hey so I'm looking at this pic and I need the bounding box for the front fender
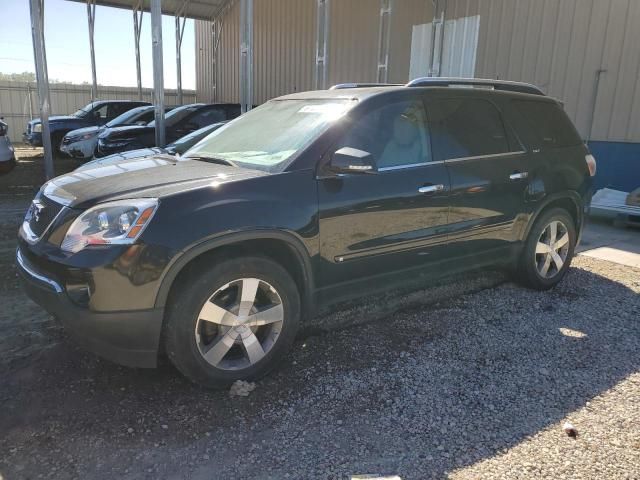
[153,229,316,314]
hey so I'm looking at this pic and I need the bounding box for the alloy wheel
[534,220,570,279]
[194,278,284,371]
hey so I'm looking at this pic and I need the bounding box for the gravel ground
[1,150,639,479]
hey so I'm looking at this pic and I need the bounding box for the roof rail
[329,83,402,90]
[406,77,545,96]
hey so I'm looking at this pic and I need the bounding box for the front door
[317,95,451,291]
[426,96,529,254]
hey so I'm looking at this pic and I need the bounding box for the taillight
[585,154,597,177]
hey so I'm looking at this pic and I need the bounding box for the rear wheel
[517,208,576,290]
[164,256,300,388]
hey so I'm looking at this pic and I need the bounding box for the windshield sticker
[298,103,349,115]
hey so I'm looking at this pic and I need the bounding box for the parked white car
[0,118,16,174]
[60,105,158,160]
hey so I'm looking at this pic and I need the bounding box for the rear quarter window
[512,100,582,148]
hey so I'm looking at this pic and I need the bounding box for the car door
[426,95,529,255]
[317,94,451,290]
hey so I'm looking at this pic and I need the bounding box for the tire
[164,256,301,388]
[517,208,576,290]
[50,132,64,155]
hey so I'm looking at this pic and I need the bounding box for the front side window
[185,99,356,172]
[428,98,509,160]
[92,104,109,121]
[334,99,432,169]
[149,105,202,128]
[105,106,150,127]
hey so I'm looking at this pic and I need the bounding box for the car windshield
[73,103,95,118]
[183,99,356,172]
[148,104,203,128]
[105,106,150,128]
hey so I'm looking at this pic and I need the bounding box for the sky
[0,0,195,89]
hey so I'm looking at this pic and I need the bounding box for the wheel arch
[522,192,584,242]
[155,230,316,318]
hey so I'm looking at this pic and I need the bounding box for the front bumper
[23,132,43,147]
[60,138,96,160]
[16,248,164,368]
[95,140,133,158]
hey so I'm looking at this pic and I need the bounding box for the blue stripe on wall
[587,141,640,192]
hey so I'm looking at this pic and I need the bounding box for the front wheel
[517,208,576,290]
[164,256,301,388]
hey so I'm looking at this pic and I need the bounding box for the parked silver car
[60,105,160,160]
[0,118,16,174]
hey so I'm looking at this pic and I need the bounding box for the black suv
[17,79,595,388]
[24,100,150,151]
[95,103,241,157]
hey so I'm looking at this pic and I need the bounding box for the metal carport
[29,0,396,180]
[28,0,239,179]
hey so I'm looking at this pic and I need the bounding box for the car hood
[100,124,152,139]
[75,147,166,171]
[65,126,101,138]
[42,155,267,208]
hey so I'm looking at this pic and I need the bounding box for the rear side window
[512,100,581,148]
[428,98,509,160]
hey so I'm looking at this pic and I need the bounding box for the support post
[376,0,392,83]
[133,1,144,100]
[314,0,330,89]
[175,2,189,105]
[86,0,98,99]
[429,0,446,77]
[29,0,54,179]
[150,0,165,147]
[239,0,253,113]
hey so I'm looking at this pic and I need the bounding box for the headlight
[68,132,97,143]
[33,124,42,133]
[61,199,158,253]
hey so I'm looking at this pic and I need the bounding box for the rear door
[317,93,451,289]
[426,96,529,254]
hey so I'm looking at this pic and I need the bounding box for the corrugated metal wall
[449,0,640,143]
[195,0,432,104]
[195,0,639,143]
[0,81,196,143]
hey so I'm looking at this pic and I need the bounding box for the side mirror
[330,147,376,174]
[136,120,147,125]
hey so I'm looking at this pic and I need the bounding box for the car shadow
[0,263,638,479]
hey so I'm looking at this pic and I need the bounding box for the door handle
[509,172,529,181]
[418,184,444,194]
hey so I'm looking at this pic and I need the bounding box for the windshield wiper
[183,155,236,167]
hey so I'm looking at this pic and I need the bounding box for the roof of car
[275,84,556,104]
[275,87,406,102]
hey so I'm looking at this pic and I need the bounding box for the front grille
[26,195,63,237]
